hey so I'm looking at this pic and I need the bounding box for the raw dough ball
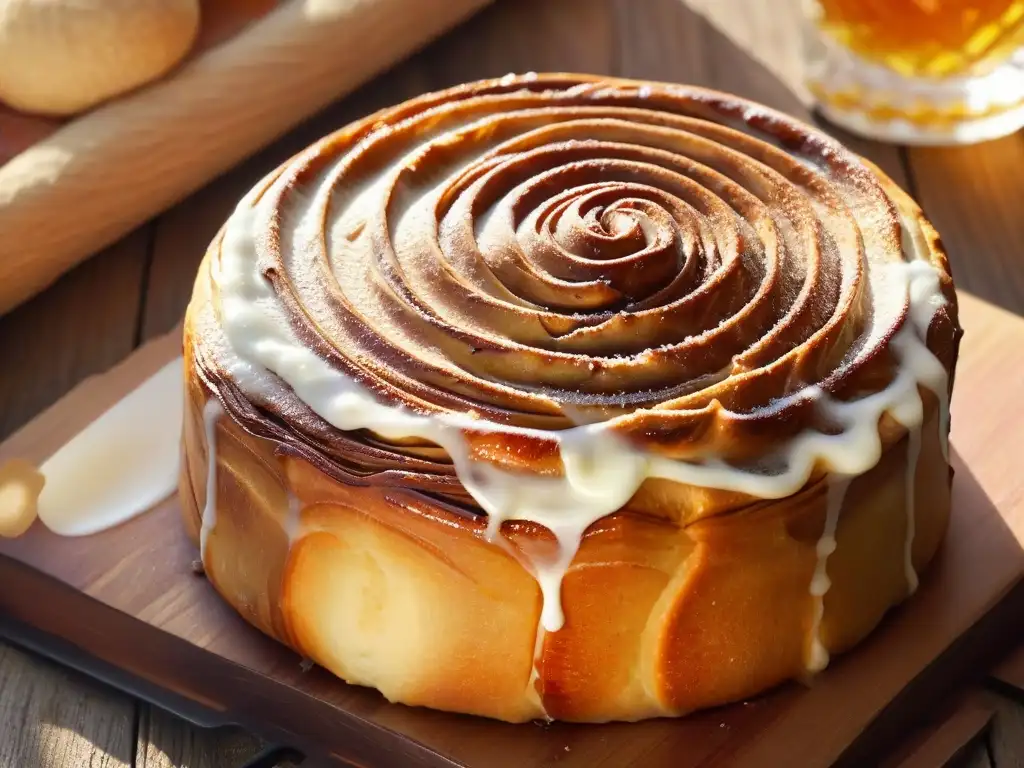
[0,0,201,116]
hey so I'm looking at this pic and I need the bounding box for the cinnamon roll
[180,74,961,723]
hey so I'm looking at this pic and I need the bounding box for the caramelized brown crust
[187,74,959,505]
[181,74,960,723]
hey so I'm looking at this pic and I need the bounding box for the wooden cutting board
[0,292,1021,768]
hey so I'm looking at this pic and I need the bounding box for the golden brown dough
[180,74,961,723]
[0,0,199,116]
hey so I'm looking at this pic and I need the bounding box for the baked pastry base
[180,321,950,724]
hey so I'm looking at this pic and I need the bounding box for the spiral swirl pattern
[191,73,959,499]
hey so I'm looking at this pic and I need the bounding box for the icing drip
[886,260,946,598]
[200,399,223,564]
[902,260,952,462]
[807,475,851,673]
[526,595,551,721]
[904,425,922,595]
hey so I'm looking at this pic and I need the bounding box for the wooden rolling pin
[0,0,493,316]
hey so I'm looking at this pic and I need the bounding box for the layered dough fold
[181,74,961,722]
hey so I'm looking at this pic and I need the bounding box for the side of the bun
[181,265,952,723]
[180,74,961,723]
[0,0,200,116]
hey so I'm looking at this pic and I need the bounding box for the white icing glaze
[36,357,183,537]
[807,475,850,673]
[209,192,951,637]
[199,399,223,563]
[526,593,551,721]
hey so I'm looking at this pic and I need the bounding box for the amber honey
[804,0,1024,143]
[816,0,1024,78]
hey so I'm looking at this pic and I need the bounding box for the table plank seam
[132,222,159,352]
[130,700,141,768]
[897,146,919,201]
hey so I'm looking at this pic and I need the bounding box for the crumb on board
[190,559,205,575]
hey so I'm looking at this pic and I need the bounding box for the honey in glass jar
[803,0,1024,144]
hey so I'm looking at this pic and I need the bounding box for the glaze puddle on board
[35,357,184,537]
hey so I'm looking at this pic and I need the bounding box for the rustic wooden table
[1,0,1022,766]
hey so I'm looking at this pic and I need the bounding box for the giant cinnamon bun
[180,74,961,723]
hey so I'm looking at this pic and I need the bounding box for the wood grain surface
[1,0,1023,766]
[884,692,994,768]
[0,644,133,768]
[0,0,492,317]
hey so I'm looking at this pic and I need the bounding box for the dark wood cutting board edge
[0,292,1022,768]
[0,556,458,768]
[0,552,1021,768]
